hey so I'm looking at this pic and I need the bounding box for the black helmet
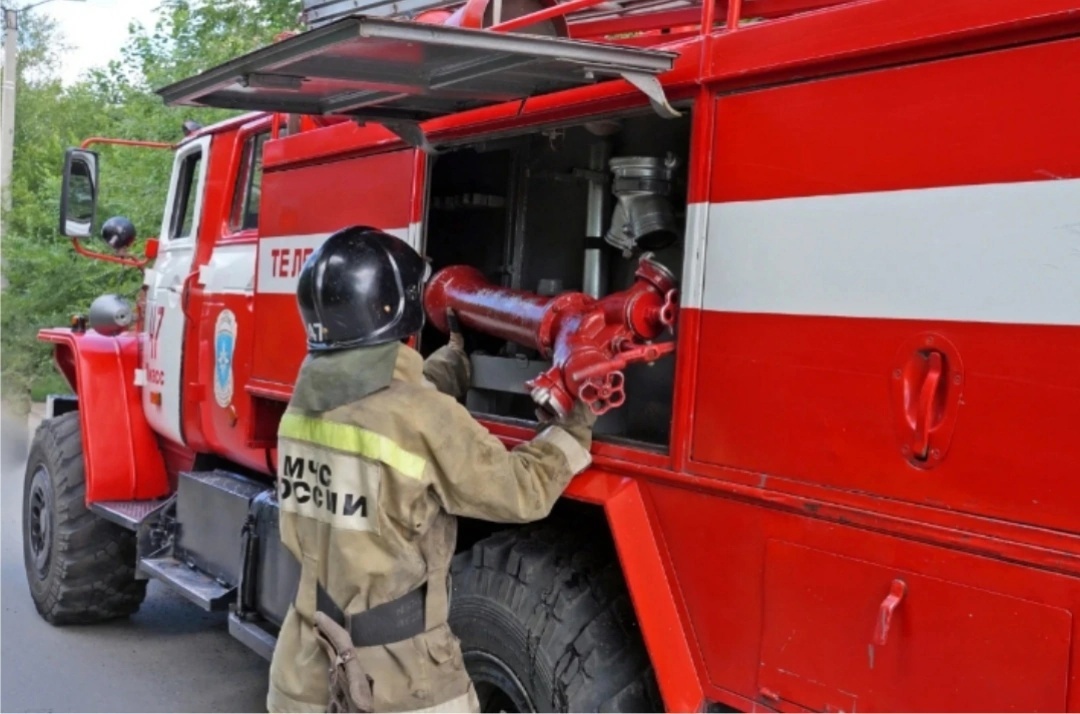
[101,216,137,251]
[296,226,429,352]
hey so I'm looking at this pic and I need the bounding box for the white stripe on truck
[698,179,1080,325]
[256,228,409,295]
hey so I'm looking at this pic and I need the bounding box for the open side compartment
[421,109,690,448]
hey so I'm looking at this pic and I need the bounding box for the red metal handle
[72,237,151,269]
[873,579,907,646]
[912,351,943,458]
[180,272,200,321]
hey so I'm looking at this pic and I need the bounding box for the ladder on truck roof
[302,0,697,28]
[301,0,853,37]
[156,9,680,151]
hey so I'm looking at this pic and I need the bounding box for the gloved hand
[552,399,597,447]
[446,308,465,355]
[421,309,470,397]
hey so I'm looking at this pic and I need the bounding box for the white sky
[44,0,161,85]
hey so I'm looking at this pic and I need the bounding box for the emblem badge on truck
[214,309,237,408]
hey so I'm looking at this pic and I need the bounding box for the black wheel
[22,411,147,624]
[450,522,661,713]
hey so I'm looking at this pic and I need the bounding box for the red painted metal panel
[710,37,1080,202]
[454,416,674,471]
[263,119,409,170]
[646,482,1080,710]
[193,292,269,475]
[158,439,196,493]
[604,431,1080,578]
[689,312,1080,535]
[184,111,266,143]
[409,151,427,226]
[251,294,309,389]
[597,475,706,712]
[38,329,169,502]
[734,0,851,19]
[689,36,1080,545]
[670,89,713,469]
[705,0,1080,89]
[759,541,1071,711]
[259,150,416,238]
[253,150,416,387]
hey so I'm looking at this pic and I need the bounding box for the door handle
[872,579,907,646]
[912,351,943,459]
[166,278,184,294]
[891,333,963,469]
[165,272,200,320]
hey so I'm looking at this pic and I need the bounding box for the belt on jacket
[316,582,428,647]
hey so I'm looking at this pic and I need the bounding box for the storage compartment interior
[421,111,690,447]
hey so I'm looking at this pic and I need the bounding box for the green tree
[1,0,300,413]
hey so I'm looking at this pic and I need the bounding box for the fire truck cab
[23,0,1080,711]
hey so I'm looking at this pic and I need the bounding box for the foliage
[1,1,300,412]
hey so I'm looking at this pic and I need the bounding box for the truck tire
[450,523,661,712]
[22,411,147,624]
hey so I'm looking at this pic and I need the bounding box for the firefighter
[267,226,597,714]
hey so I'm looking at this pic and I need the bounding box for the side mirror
[59,149,99,239]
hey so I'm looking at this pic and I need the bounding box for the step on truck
[23,0,1080,710]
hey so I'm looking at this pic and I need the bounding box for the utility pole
[1,6,16,214]
[1,7,14,289]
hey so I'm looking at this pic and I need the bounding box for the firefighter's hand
[422,309,470,395]
[545,400,597,445]
[446,308,465,354]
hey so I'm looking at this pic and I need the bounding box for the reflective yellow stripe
[278,412,426,480]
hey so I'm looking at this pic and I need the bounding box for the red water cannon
[423,254,679,417]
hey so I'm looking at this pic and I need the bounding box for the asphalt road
[1,407,270,713]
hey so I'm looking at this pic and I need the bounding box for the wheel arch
[457,470,706,712]
[562,471,707,713]
[37,328,169,502]
[23,410,148,623]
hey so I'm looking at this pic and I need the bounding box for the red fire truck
[23,0,1080,710]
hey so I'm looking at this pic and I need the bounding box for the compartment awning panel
[156,16,678,121]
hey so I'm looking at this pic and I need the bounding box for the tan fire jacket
[267,343,592,713]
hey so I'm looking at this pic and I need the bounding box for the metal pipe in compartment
[583,140,611,298]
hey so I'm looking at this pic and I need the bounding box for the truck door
[188,122,269,470]
[143,135,211,445]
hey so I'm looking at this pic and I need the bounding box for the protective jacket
[267,342,593,713]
